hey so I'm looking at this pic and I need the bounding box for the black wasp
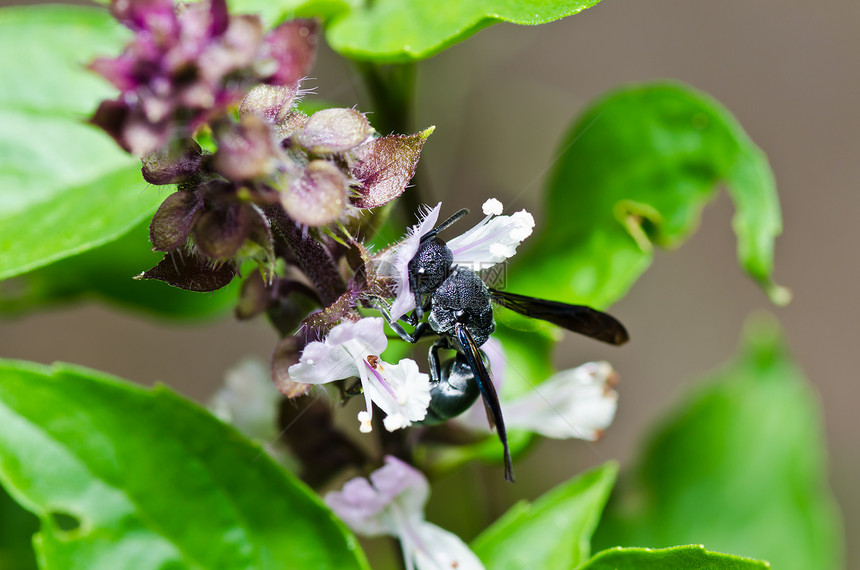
[375,207,629,482]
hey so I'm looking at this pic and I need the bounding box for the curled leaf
[136,249,237,291]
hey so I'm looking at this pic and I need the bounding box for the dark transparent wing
[453,323,514,483]
[489,289,629,345]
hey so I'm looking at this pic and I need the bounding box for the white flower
[208,359,291,465]
[457,339,618,440]
[503,361,618,440]
[326,456,485,570]
[288,317,431,432]
[209,358,281,441]
[447,198,535,271]
[377,203,443,320]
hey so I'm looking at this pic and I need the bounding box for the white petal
[410,522,485,570]
[385,359,431,426]
[325,456,428,537]
[363,358,431,431]
[503,361,618,440]
[288,318,389,385]
[328,317,388,355]
[288,341,357,384]
[448,208,535,270]
[370,456,429,511]
[377,203,442,320]
[325,477,393,536]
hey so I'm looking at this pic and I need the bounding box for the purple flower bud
[141,139,204,185]
[281,160,349,227]
[239,83,300,124]
[261,19,318,86]
[270,335,310,397]
[91,0,319,156]
[295,108,373,154]
[111,0,177,33]
[236,271,271,320]
[212,115,275,181]
[350,127,434,209]
[149,190,202,251]
[193,202,252,260]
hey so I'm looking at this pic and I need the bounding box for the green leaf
[592,316,843,570]
[0,219,239,320]
[509,83,788,309]
[0,6,161,281]
[0,485,39,570]
[578,545,769,569]
[0,360,370,570]
[237,0,605,62]
[471,462,617,569]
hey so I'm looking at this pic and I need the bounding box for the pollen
[358,411,373,433]
[482,198,504,216]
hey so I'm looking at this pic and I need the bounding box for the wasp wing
[454,323,515,483]
[489,289,629,345]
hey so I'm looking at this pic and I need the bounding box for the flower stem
[264,204,346,305]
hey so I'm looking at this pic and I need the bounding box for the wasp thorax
[408,237,453,294]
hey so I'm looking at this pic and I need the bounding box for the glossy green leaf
[510,83,787,309]
[0,219,238,320]
[0,360,370,570]
[592,316,843,570]
[579,545,769,569]
[472,462,617,569]
[234,0,605,62]
[0,6,161,281]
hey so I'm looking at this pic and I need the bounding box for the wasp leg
[370,296,432,344]
[428,337,452,383]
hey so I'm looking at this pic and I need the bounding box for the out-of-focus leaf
[232,0,605,62]
[0,220,238,319]
[579,545,769,569]
[0,6,160,281]
[510,83,787,309]
[471,462,617,569]
[0,485,38,570]
[592,316,843,570]
[0,360,370,570]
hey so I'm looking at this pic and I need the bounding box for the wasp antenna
[421,208,469,242]
[454,323,515,483]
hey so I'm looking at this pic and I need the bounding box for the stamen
[364,359,397,399]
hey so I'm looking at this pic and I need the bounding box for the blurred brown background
[1,0,857,566]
